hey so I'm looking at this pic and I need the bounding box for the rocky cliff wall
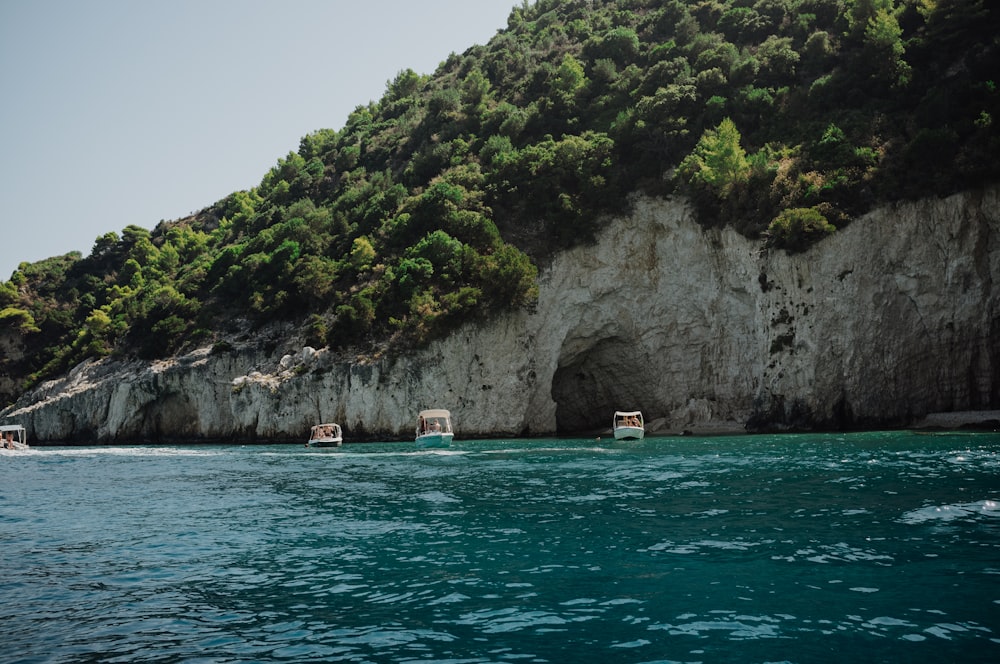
[3,187,998,441]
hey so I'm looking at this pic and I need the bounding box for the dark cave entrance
[550,336,656,433]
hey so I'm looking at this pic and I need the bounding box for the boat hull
[307,423,343,447]
[416,432,453,449]
[613,426,645,441]
[307,438,343,448]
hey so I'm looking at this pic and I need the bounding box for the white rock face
[4,188,998,441]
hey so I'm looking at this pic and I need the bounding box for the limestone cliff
[3,188,998,441]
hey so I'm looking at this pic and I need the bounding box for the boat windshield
[1,426,25,447]
[615,413,643,428]
[310,424,339,439]
[419,417,451,434]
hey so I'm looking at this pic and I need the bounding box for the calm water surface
[1,431,998,663]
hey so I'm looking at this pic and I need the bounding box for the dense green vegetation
[2,0,998,402]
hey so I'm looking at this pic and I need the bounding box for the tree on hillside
[678,117,750,197]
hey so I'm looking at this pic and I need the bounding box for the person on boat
[4,431,14,449]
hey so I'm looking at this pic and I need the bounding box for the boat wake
[3,446,225,458]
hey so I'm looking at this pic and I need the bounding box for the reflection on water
[1,432,998,662]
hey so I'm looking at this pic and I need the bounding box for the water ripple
[2,433,998,662]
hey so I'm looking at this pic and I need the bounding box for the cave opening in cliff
[551,336,656,433]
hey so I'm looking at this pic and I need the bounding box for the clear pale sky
[0,0,518,281]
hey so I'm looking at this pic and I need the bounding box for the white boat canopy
[0,424,27,445]
[417,409,453,434]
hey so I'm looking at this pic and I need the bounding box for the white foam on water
[691,509,730,517]
[778,542,894,565]
[10,446,225,458]
[648,613,785,640]
[647,538,766,554]
[453,607,582,634]
[562,493,611,503]
[899,500,999,524]
[414,491,461,503]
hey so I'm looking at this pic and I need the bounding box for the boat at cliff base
[1,424,29,450]
[307,423,343,447]
[613,411,645,440]
[416,409,454,448]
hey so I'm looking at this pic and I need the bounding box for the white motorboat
[416,409,454,448]
[307,423,343,447]
[0,424,29,450]
[613,411,645,440]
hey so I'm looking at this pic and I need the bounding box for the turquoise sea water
[1,431,998,663]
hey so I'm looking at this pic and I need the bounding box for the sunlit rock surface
[4,187,998,441]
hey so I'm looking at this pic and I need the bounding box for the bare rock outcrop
[3,187,998,441]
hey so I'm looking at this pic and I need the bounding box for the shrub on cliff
[765,207,836,252]
[0,307,40,334]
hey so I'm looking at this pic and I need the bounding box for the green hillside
[2,0,998,403]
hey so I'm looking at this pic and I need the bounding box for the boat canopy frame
[417,409,453,435]
[0,424,27,445]
[310,423,342,437]
[613,411,644,427]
